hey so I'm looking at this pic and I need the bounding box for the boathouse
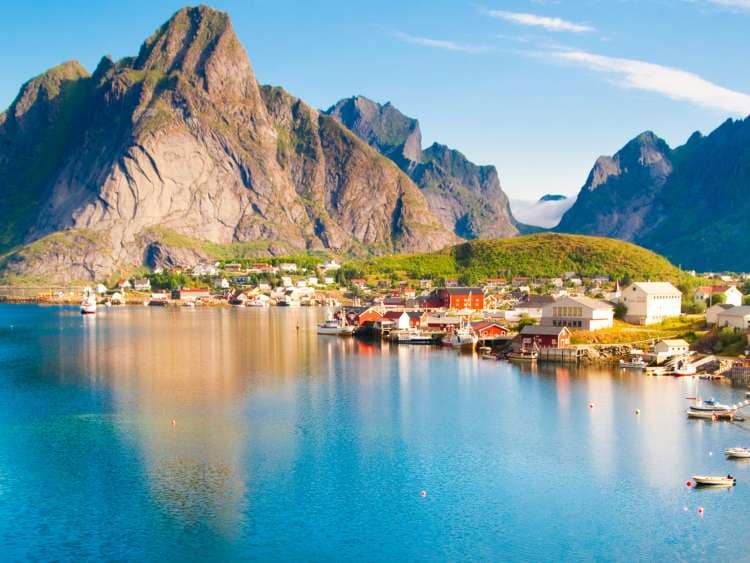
[515,325,571,350]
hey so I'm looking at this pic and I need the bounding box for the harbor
[1,304,750,560]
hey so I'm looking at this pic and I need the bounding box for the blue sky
[1,0,749,200]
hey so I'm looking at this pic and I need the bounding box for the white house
[279,263,298,272]
[320,260,341,272]
[694,285,743,306]
[541,295,614,331]
[133,278,152,292]
[653,339,690,362]
[620,282,682,325]
[716,306,750,331]
[706,303,734,325]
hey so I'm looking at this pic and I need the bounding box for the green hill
[349,233,687,283]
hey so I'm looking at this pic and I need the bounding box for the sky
[1,0,749,200]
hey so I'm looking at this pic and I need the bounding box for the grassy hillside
[349,233,687,283]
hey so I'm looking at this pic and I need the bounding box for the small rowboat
[692,475,736,487]
[725,448,750,459]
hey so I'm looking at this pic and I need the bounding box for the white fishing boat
[619,353,647,369]
[317,316,355,336]
[686,398,736,419]
[673,358,697,377]
[80,288,97,315]
[692,475,736,487]
[246,296,270,307]
[441,327,478,350]
[725,447,750,459]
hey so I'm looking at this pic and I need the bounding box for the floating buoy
[589,403,595,409]
[686,480,692,487]
[709,451,713,456]
[697,506,704,515]
[171,419,176,427]
[420,490,427,498]
[635,409,640,415]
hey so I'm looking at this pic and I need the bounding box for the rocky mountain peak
[324,95,422,165]
[134,5,256,100]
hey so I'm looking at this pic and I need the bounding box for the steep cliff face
[557,121,750,271]
[557,132,673,241]
[0,6,455,282]
[325,96,519,240]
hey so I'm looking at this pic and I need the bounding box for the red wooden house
[437,288,484,310]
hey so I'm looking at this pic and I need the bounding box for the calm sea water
[0,305,749,561]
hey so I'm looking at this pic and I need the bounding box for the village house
[515,326,572,350]
[706,303,734,325]
[437,287,485,310]
[248,263,276,275]
[620,282,682,325]
[542,295,614,331]
[192,263,219,277]
[471,321,509,340]
[483,278,507,289]
[425,314,464,331]
[320,259,341,272]
[350,278,368,289]
[132,278,151,292]
[173,288,211,301]
[503,294,554,323]
[279,263,298,272]
[323,276,335,286]
[212,277,230,289]
[445,280,459,288]
[344,307,384,327]
[694,285,743,306]
[382,311,412,331]
[222,263,243,274]
[281,276,293,287]
[716,306,750,331]
[117,279,132,290]
[419,279,433,290]
[653,339,690,362]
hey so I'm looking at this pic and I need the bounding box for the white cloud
[484,10,594,33]
[706,0,750,10]
[545,48,750,115]
[392,31,488,54]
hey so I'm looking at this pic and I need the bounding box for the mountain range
[0,6,463,283]
[1,4,748,282]
[557,119,750,271]
[324,96,519,240]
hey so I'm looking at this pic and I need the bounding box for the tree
[711,292,726,305]
[614,302,628,320]
[517,314,537,330]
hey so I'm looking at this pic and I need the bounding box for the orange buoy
[686,481,692,487]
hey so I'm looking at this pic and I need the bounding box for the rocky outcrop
[0,6,455,282]
[325,96,519,240]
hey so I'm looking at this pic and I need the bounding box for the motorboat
[393,330,433,344]
[692,475,736,487]
[686,398,736,420]
[725,447,750,459]
[246,296,270,307]
[673,358,697,377]
[317,317,354,336]
[441,327,478,350]
[619,355,647,369]
[507,349,538,362]
[80,289,97,315]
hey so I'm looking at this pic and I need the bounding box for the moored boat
[507,349,538,362]
[673,358,697,377]
[317,317,354,336]
[441,325,478,350]
[725,447,750,459]
[80,289,97,315]
[692,475,736,487]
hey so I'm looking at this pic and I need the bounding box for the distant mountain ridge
[325,96,519,240]
[0,6,457,282]
[557,119,750,271]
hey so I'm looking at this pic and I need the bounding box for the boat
[673,358,697,377]
[80,289,97,315]
[441,328,478,350]
[246,297,270,307]
[507,349,538,362]
[317,317,355,336]
[686,398,736,420]
[725,447,750,459]
[619,354,647,369]
[692,475,736,487]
